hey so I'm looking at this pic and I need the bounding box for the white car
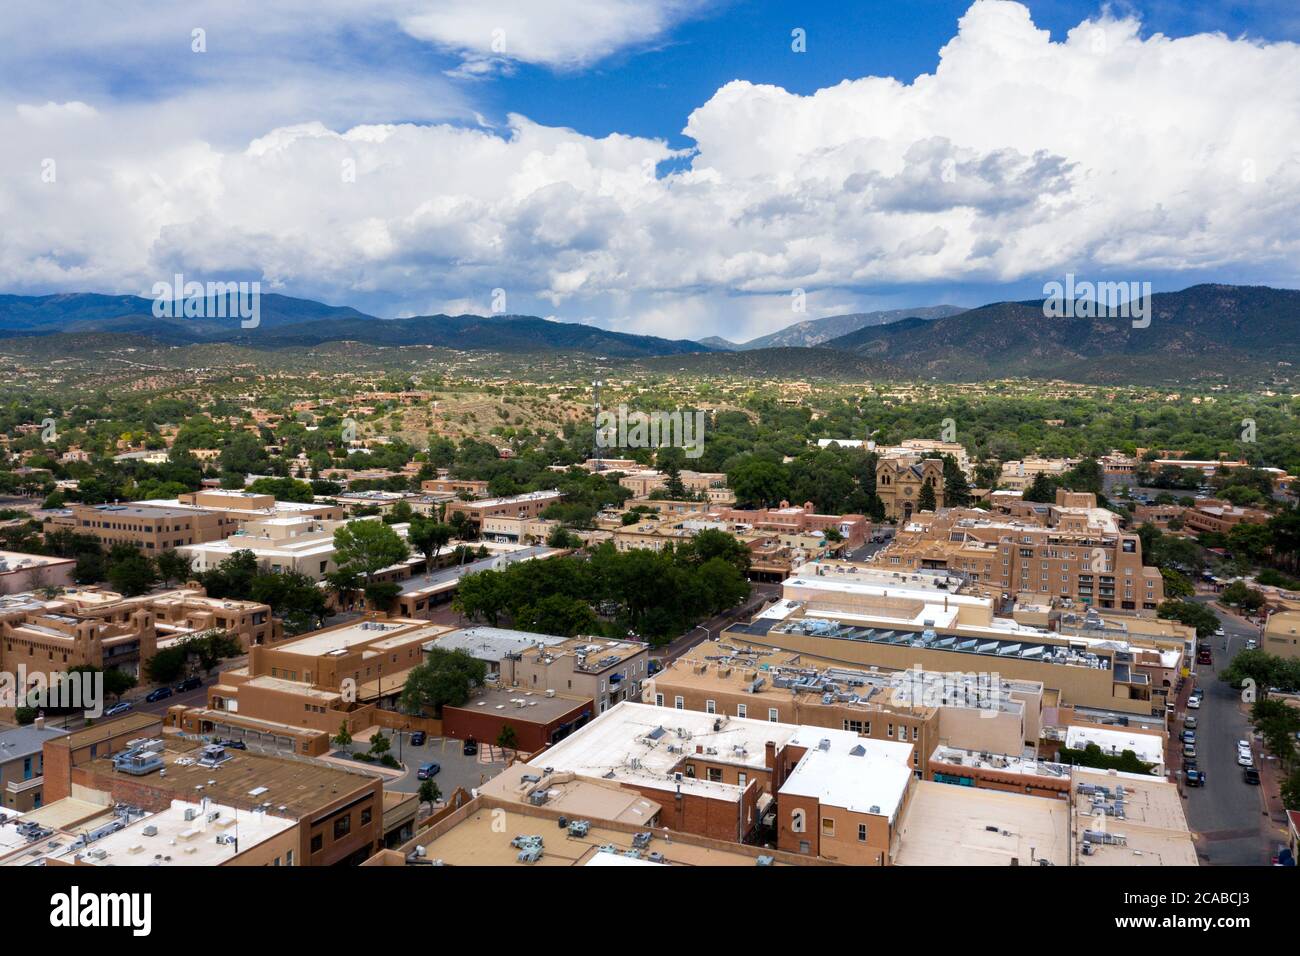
[1246,639,1258,650]
[1238,751,1254,767]
[1215,627,1225,637]
[1187,696,1201,709]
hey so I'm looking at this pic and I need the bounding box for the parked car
[174,676,202,692]
[410,731,426,747]
[144,687,173,703]
[417,762,441,780]
[1237,750,1254,766]
[104,700,132,717]
[1243,766,1261,785]
[1185,769,1206,787]
[1184,716,1197,729]
[1215,627,1225,637]
[462,738,478,756]
[1183,743,1197,759]
[1187,696,1201,709]
[1246,639,1258,650]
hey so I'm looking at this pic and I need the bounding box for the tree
[942,456,972,507]
[106,545,157,596]
[916,482,937,513]
[408,516,453,568]
[333,721,354,753]
[398,648,488,716]
[368,729,391,758]
[1157,599,1221,639]
[156,550,193,587]
[333,520,410,585]
[496,723,518,757]
[418,777,442,810]
[728,458,790,509]
[102,668,136,701]
[1023,472,1057,503]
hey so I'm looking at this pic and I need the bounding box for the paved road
[1180,595,1273,865]
[653,581,781,667]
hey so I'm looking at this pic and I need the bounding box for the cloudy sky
[2,0,1299,342]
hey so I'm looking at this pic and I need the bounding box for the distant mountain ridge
[731,305,965,350]
[819,284,1300,380]
[0,293,712,358]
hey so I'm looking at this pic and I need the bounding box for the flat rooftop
[1073,769,1197,866]
[70,799,295,867]
[780,736,915,822]
[452,686,591,724]
[274,618,443,657]
[82,739,376,819]
[427,626,569,662]
[402,804,791,867]
[894,780,1070,867]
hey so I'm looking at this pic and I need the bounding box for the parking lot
[377,733,508,796]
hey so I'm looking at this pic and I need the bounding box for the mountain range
[2,284,1298,381]
[0,293,710,359]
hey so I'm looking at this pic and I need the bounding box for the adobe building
[173,616,451,755]
[646,641,1040,777]
[726,569,1177,718]
[43,502,232,551]
[444,490,565,532]
[41,716,384,866]
[518,700,915,861]
[0,586,279,708]
[501,636,650,716]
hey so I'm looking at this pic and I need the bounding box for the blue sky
[2,1,1299,341]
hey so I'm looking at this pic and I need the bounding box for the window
[858,823,868,842]
[333,814,351,839]
[705,699,716,714]
[706,767,723,783]
[737,772,747,789]
[360,808,372,826]
[736,704,747,719]
[821,817,835,837]
[674,696,684,710]
[768,708,779,722]
[311,834,323,853]
[655,693,664,707]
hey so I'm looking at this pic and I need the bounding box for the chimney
[34,716,45,730]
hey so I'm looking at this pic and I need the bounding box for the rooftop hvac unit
[142,825,158,837]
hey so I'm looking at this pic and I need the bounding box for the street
[1180,594,1282,865]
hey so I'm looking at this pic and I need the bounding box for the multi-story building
[506,700,915,860]
[179,516,342,579]
[727,567,1178,718]
[0,718,69,812]
[0,586,278,696]
[878,502,1163,612]
[445,490,565,531]
[1263,610,1300,660]
[173,616,451,755]
[502,636,650,716]
[40,715,384,866]
[1181,499,1272,536]
[43,502,233,552]
[420,477,490,498]
[998,458,1081,492]
[644,642,1041,777]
